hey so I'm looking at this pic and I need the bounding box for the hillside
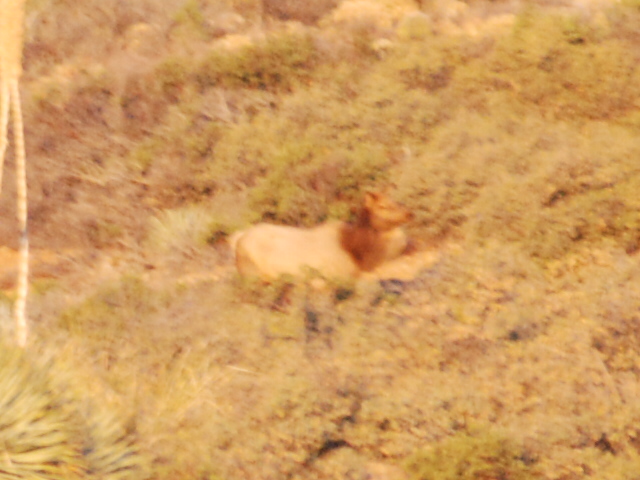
[1,0,640,478]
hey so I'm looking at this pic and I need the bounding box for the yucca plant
[83,409,145,480]
[0,345,88,479]
[0,343,145,479]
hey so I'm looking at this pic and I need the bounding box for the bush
[155,57,192,102]
[405,430,539,480]
[196,31,319,92]
[477,9,640,120]
[248,142,388,225]
[263,0,339,24]
[59,276,163,347]
[391,39,460,92]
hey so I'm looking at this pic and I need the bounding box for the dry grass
[28,241,640,479]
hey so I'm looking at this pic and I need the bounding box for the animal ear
[364,192,378,208]
[365,191,381,205]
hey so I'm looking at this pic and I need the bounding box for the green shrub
[248,142,387,225]
[207,64,449,225]
[59,276,162,343]
[147,206,218,252]
[127,141,156,174]
[478,9,640,120]
[155,57,192,102]
[172,0,210,40]
[263,0,338,24]
[119,70,168,138]
[405,430,539,480]
[196,32,319,92]
[391,39,460,92]
[87,220,125,248]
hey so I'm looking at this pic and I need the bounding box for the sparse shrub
[146,206,216,253]
[248,142,387,225]
[148,98,223,164]
[593,313,640,374]
[28,64,118,131]
[31,278,61,296]
[347,20,385,58]
[325,0,416,30]
[181,119,222,161]
[263,0,339,24]
[196,31,318,91]
[25,0,174,72]
[202,190,258,244]
[59,276,162,344]
[405,430,539,480]
[127,141,156,174]
[397,11,432,40]
[208,63,447,225]
[608,2,640,45]
[391,38,459,91]
[174,0,207,30]
[481,9,640,120]
[232,273,299,310]
[231,0,262,19]
[122,98,222,205]
[87,219,125,248]
[119,69,168,138]
[170,0,254,47]
[526,176,640,260]
[155,57,192,102]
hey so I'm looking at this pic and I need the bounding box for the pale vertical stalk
[0,81,9,194]
[0,1,25,81]
[0,0,10,196]
[11,78,28,347]
[1,0,28,346]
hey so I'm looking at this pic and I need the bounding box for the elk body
[229,192,414,280]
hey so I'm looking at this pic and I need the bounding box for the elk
[229,191,414,280]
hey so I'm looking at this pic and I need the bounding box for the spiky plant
[82,409,145,480]
[0,345,88,479]
[147,206,214,254]
[0,343,145,480]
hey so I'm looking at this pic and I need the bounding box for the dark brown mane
[233,191,412,280]
[339,206,389,272]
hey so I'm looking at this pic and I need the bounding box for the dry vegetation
[2,0,640,478]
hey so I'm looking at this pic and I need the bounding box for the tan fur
[227,230,246,253]
[230,192,413,280]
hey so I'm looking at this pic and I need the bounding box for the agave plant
[83,409,145,480]
[0,344,144,480]
[0,345,88,479]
